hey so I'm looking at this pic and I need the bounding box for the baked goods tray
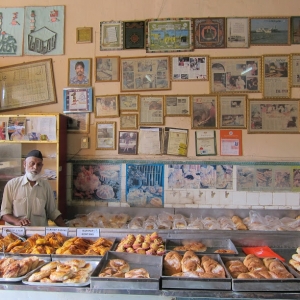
[91,251,162,290]
[166,238,238,255]
[161,253,232,290]
[222,256,300,292]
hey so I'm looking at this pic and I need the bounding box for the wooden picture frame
[248,99,299,134]
[95,56,120,82]
[194,17,225,49]
[120,56,171,92]
[118,131,138,154]
[139,95,164,125]
[171,55,208,81]
[291,53,300,87]
[165,127,189,156]
[68,58,92,86]
[165,95,190,116]
[226,17,249,48]
[250,17,290,46]
[124,20,145,49]
[95,95,119,118]
[76,27,93,43]
[96,121,116,150]
[191,95,218,129]
[100,21,123,51]
[146,18,193,53]
[120,113,138,129]
[210,56,261,93]
[63,87,93,113]
[66,113,90,133]
[119,94,139,112]
[219,95,247,129]
[291,17,300,44]
[195,130,217,156]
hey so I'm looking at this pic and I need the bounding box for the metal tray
[166,238,238,255]
[91,251,162,290]
[161,253,232,290]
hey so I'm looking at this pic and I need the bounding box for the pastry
[163,251,183,276]
[125,268,150,278]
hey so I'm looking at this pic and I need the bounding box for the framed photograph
[95,56,120,82]
[291,17,300,44]
[292,54,300,87]
[194,17,225,49]
[120,113,138,129]
[96,121,116,150]
[263,54,290,98]
[171,55,208,81]
[63,87,93,113]
[118,131,138,154]
[119,94,139,111]
[95,95,119,118]
[165,127,188,156]
[68,58,92,86]
[248,99,300,134]
[219,95,247,129]
[191,95,218,129]
[226,17,249,48]
[120,56,171,92]
[139,95,164,125]
[165,95,190,116]
[76,27,93,43]
[210,56,261,93]
[100,21,123,51]
[146,18,193,53]
[66,113,90,133]
[195,130,217,156]
[124,21,145,49]
[250,17,290,46]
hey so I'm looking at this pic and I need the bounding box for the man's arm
[1,214,31,226]
[53,214,67,227]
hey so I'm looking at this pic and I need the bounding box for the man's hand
[1,214,31,226]
[16,218,31,226]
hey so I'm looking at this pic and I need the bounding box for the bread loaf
[163,251,182,276]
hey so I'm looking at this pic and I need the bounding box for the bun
[163,251,182,276]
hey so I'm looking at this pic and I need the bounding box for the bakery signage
[45,227,69,236]
[3,227,25,236]
[76,228,100,238]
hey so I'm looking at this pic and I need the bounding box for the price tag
[3,227,26,236]
[76,228,99,238]
[45,227,69,236]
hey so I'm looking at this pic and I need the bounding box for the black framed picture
[124,21,145,49]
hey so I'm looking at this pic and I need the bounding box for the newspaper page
[291,54,300,87]
[140,96,163,124]
[165,95,190,115]
[138,127,161,155]
[220,96,246,127]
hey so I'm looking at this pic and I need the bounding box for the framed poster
[195,130,217,156]
[63,87,93,113]
[95,95,119,118]
[165,95,190,116]
[96,121,116,150]
[100,21,123,50]
[120,113,138,129]
[68,58,92,86]
[95,56,120,82]
[291,54,300,87]
[146,18,193,53]
[226,17,249,48]
[118,131,138,154]
[220,129,242,156]
[139,95,164,125]
[66,113,90,133]
[263,54,290,98]
[119,94,139,111]
[76,27,93,43]
[120,56,171,92]
[291,17,300,44]
[210,56,261,93]
[124,21,145,49]
[248,99,299,134]
[165,127,188,156]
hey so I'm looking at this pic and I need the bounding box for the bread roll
[163,251,182,276]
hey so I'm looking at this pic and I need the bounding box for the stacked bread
[173,241,207,252]
[289,246,300,272]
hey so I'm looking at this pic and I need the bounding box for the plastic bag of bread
[217,217,236,230]
[87,211,109,227]
[108,213,130,228]
[158,211,174,223]
[245,210,271,231]
[128,216,145,229]
[68,216,89,227]
[173,218,187,229]
[278,217,300,231]
[187,217,204,230]
[157,219,172,229]
[202,218,220,230]
[144,220,158,230]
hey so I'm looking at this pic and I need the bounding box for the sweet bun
[163,251,183,276]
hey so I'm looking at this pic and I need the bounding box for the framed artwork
[120,56,171,92]
[68,58,92,86]
[118,131,138,155]
[195,130,217,156]
[100,21,123,51]
[210,56,261,93]
[250,17,290,46]
[119,94,139,111]
[120,113,138,129]
[95,56,120,82]
[191,95,218,129]
[146,18,193,53]
[96,121,116,150]
[66,113,90,133]
[76,27,93,43]
[291,17,300,44]
[248,99,300,134]
[194,17,225,49]
[124,21,145,49]
[63,87,93,113]
[226,17,249,48]
[138,127,163,155]
[139,95,164,125]
[219,95,247,129]
[171,55,208,81]
[263,54,290,98]
[165,127,189,156]
[165,95,190,116]
[291,54,300,87]
[95,95,119,118]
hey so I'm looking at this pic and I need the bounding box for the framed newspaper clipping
[139,95,164,125]
[291,53,300,87]
[165,95,190,116]
[226,17,249,48]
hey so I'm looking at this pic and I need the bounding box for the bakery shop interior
[1,0,300,299]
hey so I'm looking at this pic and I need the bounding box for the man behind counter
[0,150,66,227]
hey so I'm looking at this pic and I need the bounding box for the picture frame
[191,95,218,129]
[118,131,138,155]
[120,113,138,129]
[146,18,193,53]
[250,17,290,46]
[195,130,217,156]
[119,94,139,112]
[124,20,145,49]
[120,56,171,92]
[291,17,300,44]
[95,56,120,82]
[165,127,189,156]
[95,95,119,118]
[171,55,208,81]
[96,121,116,150]
[248,99,300,134]
[219,95,247,129]
[63,87,93,113]
[66,113,90,133]
[226,17,249,48]
[210,56,261,93]
[165,95,190,116]
[76,27,93,43]
[68,58,92,86]
[291,53,300,87]
[194,17,225,49]
[139,95,164,125]
[263,54,290,98]
[100,21,123,51]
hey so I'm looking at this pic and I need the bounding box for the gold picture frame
[68,58,92,87]
[291,53,300,87]
[165,95,191,116]
[66,113,90,133]
[96,121,116,150]
[120,113,138,129]
[119,94,139,112]
[76,27,93,43]
[95,56,120,82]
[139,95,164,125]
[95,95,119,118]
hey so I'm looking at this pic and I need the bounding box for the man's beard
[26,171,41,182]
